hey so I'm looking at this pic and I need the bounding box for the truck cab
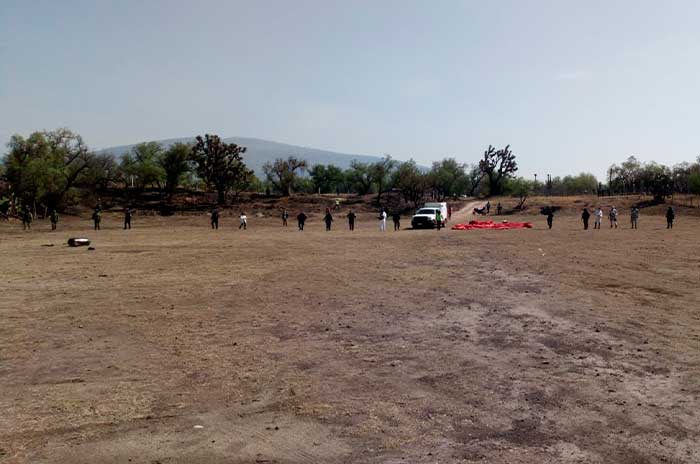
[411,202,448,228]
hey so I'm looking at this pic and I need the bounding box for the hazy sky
[2,0,699,180]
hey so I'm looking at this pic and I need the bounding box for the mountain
[99,137,387,177]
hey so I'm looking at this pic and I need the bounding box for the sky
[2,0,699,181]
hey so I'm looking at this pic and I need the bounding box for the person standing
[211,206,219,230]
[447,205,452,220]
[50,209,59,231]
[609,206,618,229]
[594,207,603,229]
[435,209,443,231]
[496,202,503,215]
[239,211,247,230]
[124,207,132,230]
[92,208,101,231]
[379,209,387,232]
[544,206,554,229]
[392,211,401,231]
[323,208,333,231]
[486,201,491,214]
[297,211,307,231]
[22,206,33,231]
[347,209,356,231]
[581,207,591,230]
[666,206,675,229]
[281,209,289,226]
[630,206,639,229]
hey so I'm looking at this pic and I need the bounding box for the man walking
[297,211,307,231]
[581,207,591,230]
[211,206,220,230]
[630,206,639,229]
[666,206,675,229]
[50,209,59,231]
[392,211,401,231]
[239,211,247,230]
[323,208,333,231]
[92,208,101,231]
[347,209,356,231]
[379,209,387,232]
[609,206,618,229]
[594,207,603,229]
[281,209,289,226]
[124,207,132,230]
[22,206,33,230]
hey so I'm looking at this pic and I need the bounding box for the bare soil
[1,200,699,463]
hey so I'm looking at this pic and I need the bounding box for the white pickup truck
[411,202,448,229]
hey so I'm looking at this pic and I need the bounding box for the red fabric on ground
[451,220,533,230]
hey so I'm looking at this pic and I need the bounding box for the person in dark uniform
[496,202,502,215]
[666,206,675,229]
[347,209,356,231]
[22,206,33,230]
[297,211,307,230]
[581,207,591,230]
[92,208,101,230]
[323,208,333,231]
[281,209,289,226]
[541,206,554,229]
[392,211,401,231]
[50,209,59,231]
[486,201,491,213]
[124,207,132,230]
[210,206,219,230]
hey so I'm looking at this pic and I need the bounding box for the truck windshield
[416,209,436,215]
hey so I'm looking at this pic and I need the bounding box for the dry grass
[1,202,699,463]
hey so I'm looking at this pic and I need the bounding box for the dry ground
[1,203,699,463]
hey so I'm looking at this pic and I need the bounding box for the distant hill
[99,137,389,177]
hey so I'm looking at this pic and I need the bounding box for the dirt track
[1,204,699,463]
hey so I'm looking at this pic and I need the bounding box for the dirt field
[1,201,699,463]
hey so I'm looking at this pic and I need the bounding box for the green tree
[82,153,120,192]
[190,134,252,204]
[370,155,397,203]
[345,161,375,195]
[3,128,94,210]
[504,177,534,209]
[688,172,700,197]
[478,145,518,195]
[429,158,470,200]
[262,156,308,196]
[119,142,166,192]
[310,164,346,193]
[639,162,673,201]
[391,159,427,207]
[159,143,192,199]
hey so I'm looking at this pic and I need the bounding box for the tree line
[3,127,699,217]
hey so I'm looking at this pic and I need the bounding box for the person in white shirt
[379,209,387,231]
[239,212,247,230]
[594,207,603,229]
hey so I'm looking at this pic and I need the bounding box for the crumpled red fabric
[451,220,533,230]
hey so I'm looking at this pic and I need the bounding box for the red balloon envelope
[451,220,533,230]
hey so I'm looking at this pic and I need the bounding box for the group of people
[578,205,675,230]
[210,207,247,230]
[21,207,61,231]
[314,207,399,232]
